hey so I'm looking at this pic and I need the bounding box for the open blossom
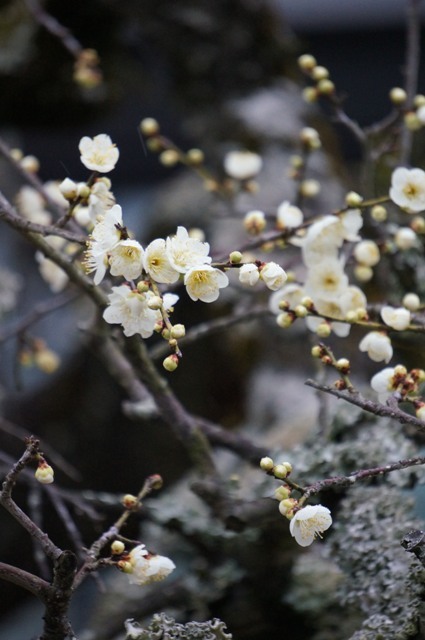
[166,226,211,273]
[36,236,69,293]
[109,239,144,281]
[304,257,348,298]
[223,150,262,180]
[371,367,396,403]
[184,265,229,302]
[239,263,260,286]
[103,285,161,337]
[289,505,332,547]
[276,201,303,229]
[85,205,125,284]
[79,134,119,173]
[127,544,175,586]
[390,167,425,213]
[260,262,287,291]
[381,305,411,331]
[359,331,393,363]
[144,238,180,284]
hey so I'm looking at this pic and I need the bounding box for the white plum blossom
[223,150,263,180]
[184,265,229,302]
[144,238,180,284]
[166,226,211,273]
[389,167,425,213]
[381,305,411,331]
[359,331,393,363]
[260,262,287,291]
[302,216,343,266]
[79,134,119,173]
[16,186,52,225]
[127,544,175,586]
[103,286,161,338]
[371,367,396,403]
[304,257,348,298]
[354,240,380,266]
[289,505,332,547]
[340,208,363,241]
[87,179,116,221]
[84,204,125,284]
[239,263,260,286]
[276,201,304,229]
[109,239,144,281]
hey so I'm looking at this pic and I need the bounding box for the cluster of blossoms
[259,456,332,547]
[113,542,175,586]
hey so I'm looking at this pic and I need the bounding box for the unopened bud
[170,324,186,339]
[229,251,243,264]
[260,456,274,471]
[273,464,288,479]
[111,540,125,555]
[140,117,160,136]
[389,87,407,105]
[345,191,363,207]
[316,322,331,338]
[122,494,138,509]
[186,148,204,165]
[35,460,54,484]
[336,358,350,373]
[274,486,291,501]
[243,210,266,235]
[159,149,180,166]
[371,205,387,222]
[163,354,179,372]
[147,295,163,310]
[298,54,317,72]
[311,65,329,81]
[20,155,40,173]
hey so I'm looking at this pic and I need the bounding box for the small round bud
[311,65,329,81]
[243,210,266,235]
[77,183,91,199]
[311,345,322,358]
[411,216,425,234]
[147,137,164,152]
[290,154,304,169]
[317,79,335,95]
[404,111,422,131]
[294,305,308,318]
[371,205,387,222]
[394,364,408,377]
[148,474,163,490]
[336,358,350,373]
[389,87,407,105]
[299,127,321,150]
[273,464,288,479]
[278,498,297,516]
[159,149,180,166]
[35,460,54,484]
[345,191,363,207]
[10,148,23,162]
[170,324,186,339]
[414,94,425,108]
[59,178,78,200]
[276,311,294,328]
[122,494,138,509]
[117,560,133,574]
[229,251,243,264]
[301,296,314,310]
[140,117,160,136]
[354,240,380,267]
[111,540,125,555]
[137,280,150,293]
[278,300,290,311]
[34,348,60,374]
[147,295,163,310]
[21,155,40,173]
[168,338,178,348]
[274,486,291,501]
[395,227,417,250]
[163,354,179,372]
[302,86,318,103]
[402,292,420,311]
[186,148,204,165]
[260,456,274,472]
[298,54,317,72]
[354,265,373,282]
[282,461,293,475]
[355,307,368,321]
[300,179,320,198]
[316,322,332,338]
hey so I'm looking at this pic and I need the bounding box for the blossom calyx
[35,460,54,484]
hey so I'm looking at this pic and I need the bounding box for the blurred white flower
[35,236,69,293]
[371,367,396,402]
[276,201,303,229]
[16,186,52,225]
[381,305,411,331]
[184,265,229,302]
[289,505,332,547]
[390,167,425,213]
[304,257,348,298]
[359,331,393,363]
[269,283,305,315]
[166,226,211,273]
[127,544,175,586]
[79,134,119,173]
[260,262,287,291]
[223,150,262,180]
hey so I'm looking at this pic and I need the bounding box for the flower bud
[273,464,288,479]
[59,178,78,200]
[317,79,335,94]
[298,54,317,72]
[274,486,291,501]
[402,293,420,311]
[243,210,266,235]
[20,155,40,173]
[371,205,387,222]
[159,149,180,166]
[170,324,186,339]
[229,251,243,264]
[389,87,407,105]
[186,148,204,165]
[163,354,179,372]
[300,179,320,198]
[260,456,274,471]
[111,540,125,555]
[276,311,294,328]
[35,460,54,484]
[316,322,331,338]
[140,118,160,136]
[336,358,350,374]
[311,65,329,81]
[122,494,138,509]
[345,191,363,207]
[147,295,163,310]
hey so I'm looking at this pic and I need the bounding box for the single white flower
[389,167,425,213]
[359,331,393,363]
[302,216,343,266]
[223,150,262,180]
[260,262,287,291]
[166,226,211,273]
[91,204,123,249]
[239,263,260,286]
[103,286,160,338]
[304,257,348,298]
[371,367,396,402]
[79,133,119,173]
[109,239,144,281]
[88,179,116,221]
[276,201,303,229]
[127,544,175,586]
[289,505,332,547]
[35,236,69,292]
[340,208,363,241]
[381,305,411,331]
[16,186,52,225]
[394,227,417,250]
[184,265,229,302]
[354,240,380,267]
[144,238,180,284]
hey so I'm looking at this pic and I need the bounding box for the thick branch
[0,562,49,600]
